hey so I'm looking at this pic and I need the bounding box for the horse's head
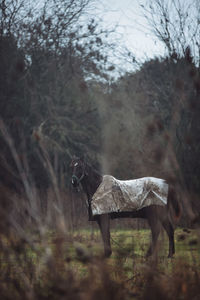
[70,155,86,187]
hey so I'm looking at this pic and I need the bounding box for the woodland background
[1,1,200,299]
[0,0,200,230]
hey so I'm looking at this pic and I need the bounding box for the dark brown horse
[70,156,180,258]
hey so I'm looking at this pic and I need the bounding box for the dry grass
[0,227,199,300]
[0,118,199,299]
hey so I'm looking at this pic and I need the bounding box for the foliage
[1,1,200,298]
[100,56,200,223]
[0,0,113,189]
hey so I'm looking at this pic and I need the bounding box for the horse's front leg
[97,214,112,257]
[146,209,161,257]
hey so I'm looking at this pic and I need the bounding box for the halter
[72,164,86,185]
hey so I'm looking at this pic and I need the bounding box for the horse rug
[91,175,168,216]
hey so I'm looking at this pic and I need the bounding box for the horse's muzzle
[71,175,78,187]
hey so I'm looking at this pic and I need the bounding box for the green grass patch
[0,227,199,299]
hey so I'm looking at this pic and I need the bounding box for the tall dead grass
[0,119,200,299]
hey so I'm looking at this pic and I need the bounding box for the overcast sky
[95,0,165,62]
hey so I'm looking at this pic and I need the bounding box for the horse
[70,156,181,258]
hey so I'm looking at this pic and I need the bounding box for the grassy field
[0,227,200,299]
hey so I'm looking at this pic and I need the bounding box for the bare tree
[139,0,200,223]
[142,0,200,67]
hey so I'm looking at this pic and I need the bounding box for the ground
[0,227,199,299]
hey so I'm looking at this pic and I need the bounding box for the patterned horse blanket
[91,175,168,216]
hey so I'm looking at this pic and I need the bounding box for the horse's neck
[81,164,102,200]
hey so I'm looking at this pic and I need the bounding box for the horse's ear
[71,155,79,162]
[69,155,77,167]
[80,154,86,163]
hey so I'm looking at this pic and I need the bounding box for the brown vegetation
[0,0,200,298]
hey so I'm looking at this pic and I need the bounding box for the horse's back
[92,175,169,216]
[115,176,168,205]
[116,176,167,188]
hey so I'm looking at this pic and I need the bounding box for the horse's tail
[168,185,182,222]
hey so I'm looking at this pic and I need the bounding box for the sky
[35,0,166,71]
[94,0,166,64]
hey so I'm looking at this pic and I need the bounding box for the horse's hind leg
[162,220,175,258]
[97,214,112,257]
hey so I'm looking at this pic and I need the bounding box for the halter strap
[72,169,85,185]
